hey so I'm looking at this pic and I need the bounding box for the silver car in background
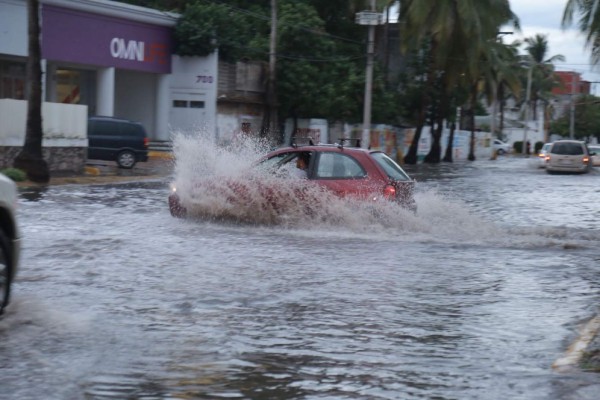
[537,142,552,168]
[0,173,20,315]
[545,140,593,174]
[588,145,600,167]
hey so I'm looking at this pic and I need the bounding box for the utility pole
[569,71,577,139]
[266,0,278,142]
[356,0,380,149]
[522,64,533,155]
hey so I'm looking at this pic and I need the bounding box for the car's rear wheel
[0,230,12,315]
[117,150,136,169]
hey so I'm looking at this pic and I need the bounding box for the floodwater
[1,137,599,400]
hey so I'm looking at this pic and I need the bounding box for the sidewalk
[16,151,174,187]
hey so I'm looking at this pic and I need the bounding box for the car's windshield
[370,152,411,181]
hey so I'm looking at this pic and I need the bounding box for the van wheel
[0,230,12,315]
[117,151,136,169]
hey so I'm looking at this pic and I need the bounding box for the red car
[168,142,416,219]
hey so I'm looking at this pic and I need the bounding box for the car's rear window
[370,152,411,181]
[551,142,584,155]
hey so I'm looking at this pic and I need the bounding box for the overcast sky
[509,0,600,92]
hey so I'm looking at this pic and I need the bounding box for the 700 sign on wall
[196,75,214,83]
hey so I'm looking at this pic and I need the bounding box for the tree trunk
[467,84,477,161]
[403,125,423,165]
[405,53,434,165]
[498,85,505,139]
[424,89,449,164]
[13,0,49,183]
[442,122,455,162]
[423,121,442,163]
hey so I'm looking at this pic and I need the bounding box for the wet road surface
[1,154,599,400]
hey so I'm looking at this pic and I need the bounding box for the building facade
[0,0,220,171]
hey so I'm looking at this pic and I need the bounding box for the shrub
[0,167,27,182]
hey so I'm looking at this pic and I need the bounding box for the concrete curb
[553,315,600,372]
[148,150,174,160]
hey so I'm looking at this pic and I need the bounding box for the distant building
[0,0,269,172]
[552,71,591,96]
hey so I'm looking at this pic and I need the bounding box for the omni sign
[110,38,144,61]
[109,38,168,65]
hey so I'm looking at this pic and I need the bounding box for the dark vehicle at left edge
[0,172,20,315]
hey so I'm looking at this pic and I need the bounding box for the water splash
[169,132,598,249]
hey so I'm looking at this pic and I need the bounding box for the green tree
[563,0,600,64]
[13,0,49,183]
[522,34,564,118]
[480,38,522,141]
[396,0,518,164]
[550,94,600,141]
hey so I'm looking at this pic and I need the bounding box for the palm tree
[481,39,522,141]
[563,0,600,64]
[522,34,565,117]
[13,0,49,183]
[395,0,519,164]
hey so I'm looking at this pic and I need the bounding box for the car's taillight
[383,184,396,199]
[144,137,149,148]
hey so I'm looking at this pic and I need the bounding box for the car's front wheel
[496,149,505,155]
[0,230,12,315]
[117,150,136,169]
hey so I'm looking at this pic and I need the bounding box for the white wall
[0,99,87,146]
[170,54,218,139]
[0,0,27,56]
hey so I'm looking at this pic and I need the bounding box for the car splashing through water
[169,133,420,228]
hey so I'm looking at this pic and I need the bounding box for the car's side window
[92,121,120,137]
[315,152,366,179]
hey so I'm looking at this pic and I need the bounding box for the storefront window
[56,69,81,104]
[0,61,26,100]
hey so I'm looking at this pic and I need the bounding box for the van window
[121,123,145,137]
[92,120,120,137]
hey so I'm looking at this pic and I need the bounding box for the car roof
[89,115,141,124]
[275,144,372,153]
[552,140,585,144]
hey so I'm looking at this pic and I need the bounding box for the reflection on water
[3,139,600,399]
[18,185,49,202]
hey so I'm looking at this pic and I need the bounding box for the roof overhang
[41,0,179,27]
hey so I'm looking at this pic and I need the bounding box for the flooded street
[2,154,599,399]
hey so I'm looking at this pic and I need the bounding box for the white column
[155,73,170,141]
[96,67,115,116]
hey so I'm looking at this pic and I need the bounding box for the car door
[88,119,120,160]
[312,151,371,198]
